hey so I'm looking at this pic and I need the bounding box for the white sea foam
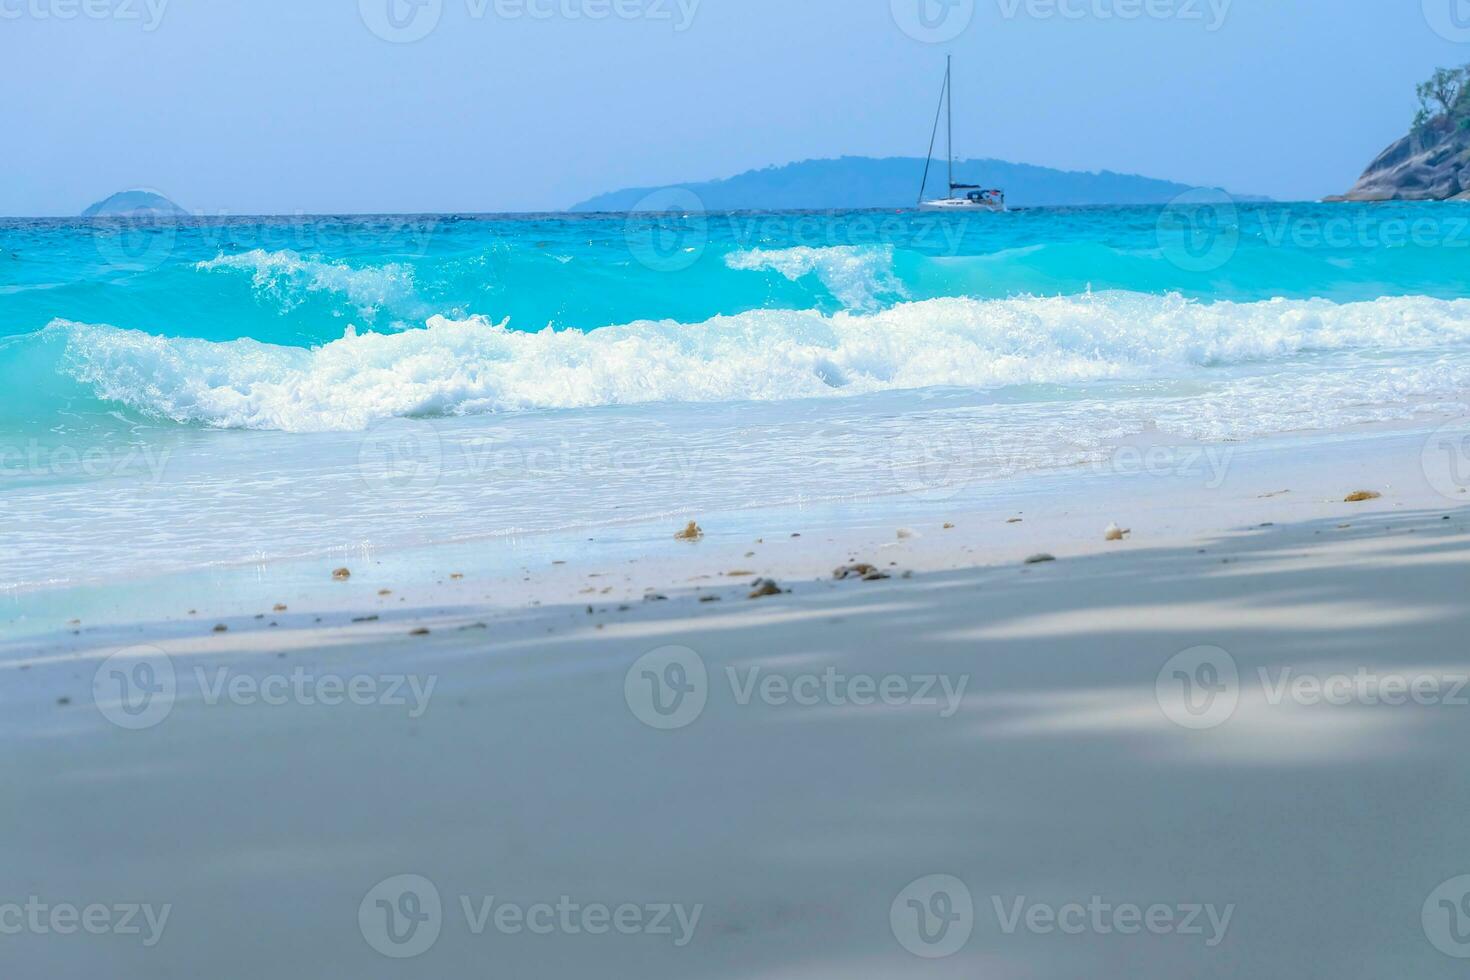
[724,245,906,310]
[196,249,426,321]
[45,292,1470,433]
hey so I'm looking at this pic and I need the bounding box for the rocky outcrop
[1329,121,1470,202]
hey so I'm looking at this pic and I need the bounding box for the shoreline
[8,421,1465,658]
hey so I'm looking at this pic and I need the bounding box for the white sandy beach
[8,424,1470,977]
[11,4,1470,977]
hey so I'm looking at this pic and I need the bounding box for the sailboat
[919,56,1006,212]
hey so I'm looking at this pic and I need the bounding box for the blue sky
[0,0,1464,214]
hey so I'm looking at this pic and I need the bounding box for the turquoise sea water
[5,202,1470,590]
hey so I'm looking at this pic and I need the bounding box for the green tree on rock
[1416,65,1470,132]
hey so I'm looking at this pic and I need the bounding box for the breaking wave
[724,245,906,310]
[196,249,428,322]
[40,291,1470,432]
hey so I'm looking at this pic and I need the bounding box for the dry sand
[7,427,1470,977]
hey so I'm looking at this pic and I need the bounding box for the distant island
[82,189,188,217]
[571,156,1263,211]
[1331,64,1470,202]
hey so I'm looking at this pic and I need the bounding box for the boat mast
[946,55,953,199]
[918,58,949,206]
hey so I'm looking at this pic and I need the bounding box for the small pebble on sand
[1024,554,1056,565]
[213,624,229,632]
[409,628,431,636]
[749,579,785,599]
[1104,523,1130,542]
[332,568,351,581]
[1344,491,1381,503]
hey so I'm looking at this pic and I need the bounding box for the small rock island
[81,189,188,217]
[1331,65,1470,202]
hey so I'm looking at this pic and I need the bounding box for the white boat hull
[920,198,1006,213]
